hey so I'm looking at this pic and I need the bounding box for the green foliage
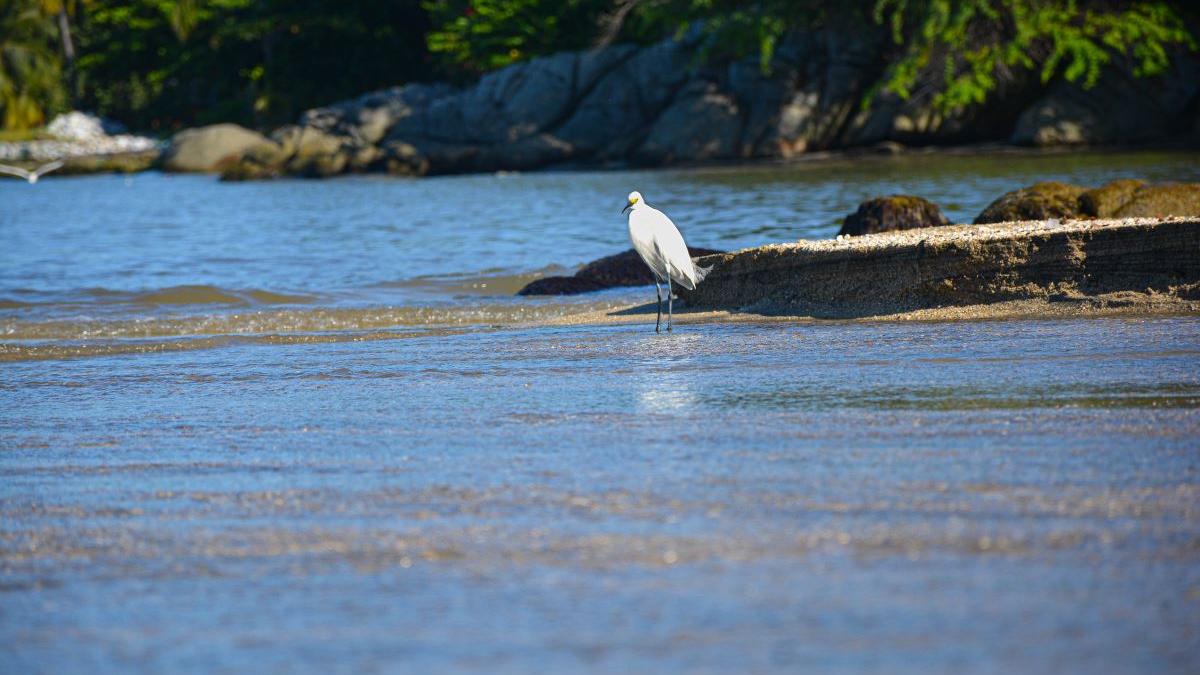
[874,0,1197,113]
[0,0,65,129]
[77,0,432,131]
[0,0,1196,132]
[422,0,822,78]
[423,0,611,77]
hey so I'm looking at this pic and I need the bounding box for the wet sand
[550,292,1200,328]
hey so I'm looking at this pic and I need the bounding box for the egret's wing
[647,208,700,289]
[34,160,63,177]
[629,209,670,281]
[0,164,31,180]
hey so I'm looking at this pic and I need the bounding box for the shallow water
[3,149,1199,352]
[2,151,1200,673]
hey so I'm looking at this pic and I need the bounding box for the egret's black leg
[654,280,662,333]
[667,279,673,332]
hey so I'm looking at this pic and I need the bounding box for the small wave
[2,285,318,309]
[123,285,317,306]
[0,328,455,363]
[0,298,630,361]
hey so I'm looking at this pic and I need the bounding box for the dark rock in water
[839,195,949,236]
[1110,183,1200,218]
[516,276,610,296]
[518,247,723,295]
[576,250,659,287]
[974,182,1086,224]
[1078,179,1147,217]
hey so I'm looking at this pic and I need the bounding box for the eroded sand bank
[550,217,1200,326]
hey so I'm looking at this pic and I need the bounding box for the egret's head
[622,191,643,214]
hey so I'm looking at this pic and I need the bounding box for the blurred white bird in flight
[0,160,63,184]
[623,190,712,332]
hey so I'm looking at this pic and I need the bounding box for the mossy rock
[838,195,950,236]
[1078,179,1147,217]
[1112,183,1200,218]
[974,181,1086,224]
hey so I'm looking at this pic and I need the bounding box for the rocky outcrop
[839,195,950,236]
[217,28,903,178]
[163,124,278,173]
[519,247,723,295]
[1012,53,1200,146]
[217,31,1199,179]
[679,217,1200,317]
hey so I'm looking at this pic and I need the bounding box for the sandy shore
[550,216,1200,326]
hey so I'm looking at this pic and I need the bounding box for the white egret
[0,160,64,184]
[623,190,712,332]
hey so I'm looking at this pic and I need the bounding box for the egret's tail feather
[691,260,714,285]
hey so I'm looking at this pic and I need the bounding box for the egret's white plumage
[0,160,63,184]
[623,190,711,331]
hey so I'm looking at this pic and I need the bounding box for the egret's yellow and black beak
[621,202,632,214]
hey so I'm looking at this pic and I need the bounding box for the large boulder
[518,247,723,295]
[163,124,277,173]
[974,181,1086,224]
[839,195,950,236]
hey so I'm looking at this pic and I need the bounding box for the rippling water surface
[2,151,1199,673]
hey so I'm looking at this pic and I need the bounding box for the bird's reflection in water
[632,332,704,413]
